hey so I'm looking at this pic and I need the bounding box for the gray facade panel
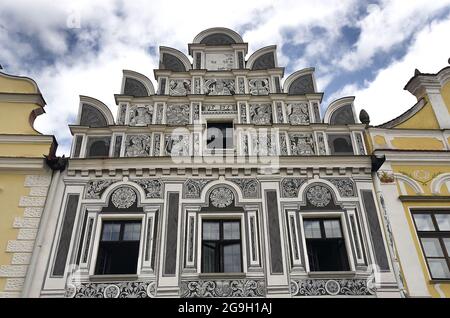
[164,192,179,275]
[266,190,283,274]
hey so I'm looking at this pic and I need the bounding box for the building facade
[25,28,402,298]
[0,71,58,297]
[367,64,450,297]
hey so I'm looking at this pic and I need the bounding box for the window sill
[307,271,356,278]
[429,279,450,284]
[198,272,246,280]
[89,274,139,282]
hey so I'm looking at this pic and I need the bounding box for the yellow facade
[0,72,56,297]
[366,64,450,297]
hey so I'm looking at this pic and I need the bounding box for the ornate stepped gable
[36,27,401,300]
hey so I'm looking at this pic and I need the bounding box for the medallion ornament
[306,185,332,207]
[111,187,137,209]
[210,187,234,208]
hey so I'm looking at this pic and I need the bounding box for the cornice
[0,92,46,107]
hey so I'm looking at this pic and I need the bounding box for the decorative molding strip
[398,195,450,202]
[290,279,375,296]
[180,280,265,298]
[66,281,156,298]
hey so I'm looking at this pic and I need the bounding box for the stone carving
[205,53,234,70]
[287,103,309,125]
[252,52,275,70]
[192,103,200,121]
[155,104,163,124]
[249,78,270,95]
[355,133,365,155]
[231,178,259,198]
[279,133,288,155]
[326,178,355,197]
[166,104,190,125]
[195,52,201,69]
[306,185,332,207]
[289,133,315,155]
[153,133,161,156]
[129,104,153,126]
[85,179,119,199]
[378,171,395,184]
[290,279,375,297]
[169,79,191,96]
[194,78,201,94]
[68,281,154,298]
[276,102,284,123]
[251,133,277,156]
[193,133,200,156]
[242,134,249,155]
[316,132,326,155]
[80,104,107,127]
[162,53,186,72]
[125,135,151,157]
[184,179,212,198]
[288,74,315,95]
[202,104,236,114]
[204,79,235,95]
[133,179,162,198]
[239,103,247,123]
[313,102,321,122]
[238,52,244,69]
[124,78,148,97]
[210,187,234,208]
[249,104,272,125]
[281,178,307,198]
[238,77,245,94]
[117,104,127,125]
[111,187,137,209]
[180,280,265,298]
[165,134,190,156]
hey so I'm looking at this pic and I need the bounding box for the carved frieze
[129,104,153,126]
[355,133,365,155]
[85,179,119,199]
[326,178,356,197]
[180,280,265,298]
[251,132,277,156]
[125,135,151,157]
[289,133,315,155]
[290,279,374,297]
[276,102,284,123]
[117,104,127,125]
[281,178,307,198]
[230,178,259,198]
[202,104,236,114]
[249,104,272,125]
[166,104,190,125]
[204,79,235,95]
[279,133,288,155]
[67,281,156,298]
[287,103,309,125]
[316,132,327,155]
[169,79,191,96]
[133,179,162,198]
[184,179,212,198]
[165,134,190,156]
[249,78,270,95]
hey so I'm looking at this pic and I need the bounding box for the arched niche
[283,68,316,95]
[247,45,277,70]
[78,95,114,127]
[323,97,357,125]
[159,47,191,72]
[192,27,244,45]
[301,182,342,210]
[121,70,155,97]
[101,185,144,213]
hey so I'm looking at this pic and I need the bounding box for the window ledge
[89,274,139,282]
[307,271,357,278]
[429,279,450,284]
[198,273,247,280]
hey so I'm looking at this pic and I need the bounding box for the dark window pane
[324,220,342,238]
[202,242,217,273]
[223,221,240,240]
[207,123,233,149]
[123,223,141,241]
[203,221,220,240]
[102,223,121,241]
[223,243,241,272]
[413,214,435,231]
[304,220,321,238]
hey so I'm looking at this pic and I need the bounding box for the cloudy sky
[1,0,450,155]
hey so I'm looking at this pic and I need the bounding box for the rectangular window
[95,220,141,275]
[412,211,450,280]
[202,220,242,273]
[304,218,350,272]
[206,122,233,150]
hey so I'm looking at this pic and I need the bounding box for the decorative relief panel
[281,178,307,198]
[184,179,212,198]
[117,104,127,125]
[287,103,309,125]
[238,77,245,94]
[165,134,190,156]
[326,178,356,197]
[230,178,259,198]
[202,104,236,114]
[242,133,249,155]
[129,104,153,126]
[85,179,119,199]
[306,185,332,207]
[316,132,327,155]
[166,104,190,125]
[67,281,156,298]
[192,103,200,121]
[313,102,321,122]
[194,78,201,94]
[249,104,272,125]
[204,79,235,95]
[251,132,277,156]
[279,133,288,155]
[169,79,191,96]
[276,102,284,123]
[133,179,162,198]
[290,279,374,297]
[180,280,265,298]
[125,135,151,157]
[239,103,247,123]
[155,104,163,124]
[210,187,234,208]
[355,133,365,155]
[153,133,161,156]
[111,187,137,209]
[289,133,315,155]
[249,78,270,95]
[205,53,234,70]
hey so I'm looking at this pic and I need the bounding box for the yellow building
[367,63,450,297]
[0,71,58,297]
